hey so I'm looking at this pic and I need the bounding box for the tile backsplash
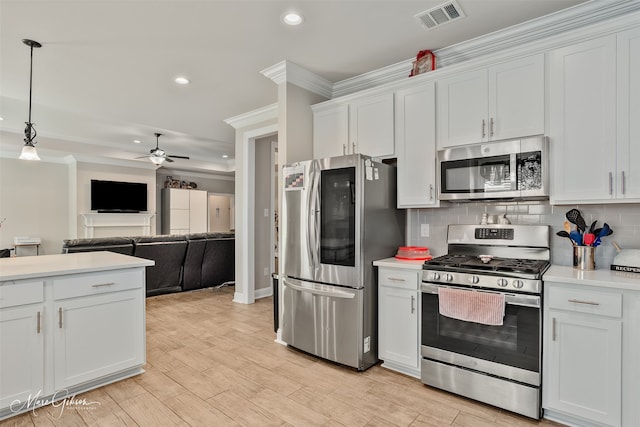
[407,202,640,268]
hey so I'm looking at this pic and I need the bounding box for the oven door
[420,282,541,386]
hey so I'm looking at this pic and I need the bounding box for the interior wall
[407,201,640,268]
[0,157,70,255]
[254,136,275,292]
[76,162,157,237]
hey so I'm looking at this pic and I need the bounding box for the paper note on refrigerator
[283,164,305,190]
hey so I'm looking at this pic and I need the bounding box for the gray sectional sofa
[62,233,235,297]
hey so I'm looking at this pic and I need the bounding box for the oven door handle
[421,283,540,308]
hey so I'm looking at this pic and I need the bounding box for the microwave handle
[510,153,518,191]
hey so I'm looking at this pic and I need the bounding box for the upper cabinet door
[617,27,640,200]
[436,68,488,148]
[349,92,395,158]
[489,54,545,141]
[313,104,349,159]
[548,35,617,203]
[395,82,438,208]
[436,54,545,149]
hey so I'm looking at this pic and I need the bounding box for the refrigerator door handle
[284,278,356,299]
[308,163,321,270]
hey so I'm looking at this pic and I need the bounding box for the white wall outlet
[421,223,430,237]
[364,336,370,353]
[264,208,269,217]
[263,267,269,276]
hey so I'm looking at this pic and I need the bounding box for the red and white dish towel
[438,287,505,326]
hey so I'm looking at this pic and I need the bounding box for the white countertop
[373,257,426,270]
[544,265,640,291]
[0,251,154,282]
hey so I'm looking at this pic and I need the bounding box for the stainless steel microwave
[437,136,549,201]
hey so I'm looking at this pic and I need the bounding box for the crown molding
[224,103,278,130]
[261,60,333,99]
[332,0,640,98]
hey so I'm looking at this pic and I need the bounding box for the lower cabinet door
[379,286,419,370]
[0,305,44,410]
[545,310,622,426]
[54,290,144,390]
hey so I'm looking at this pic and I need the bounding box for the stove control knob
[444,274,454,282]
[512,280,524,289]
[469,275,480,284]
[497,278,509,287]
[430,272,440,281]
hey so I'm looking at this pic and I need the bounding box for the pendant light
[19,39,42,161]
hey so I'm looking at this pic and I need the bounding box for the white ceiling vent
[414,0,466,30]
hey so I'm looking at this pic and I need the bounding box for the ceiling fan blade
[168,155,190,160]
[135,155,151,159]
[164,157,174,163]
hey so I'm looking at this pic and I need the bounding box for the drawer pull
[58,307,63,328]
[411,295,415,314]
[37,311,41,334]
[568,299,600,306]
[92,282,115,288]
[552,317,556,341]
[388,278,406,282]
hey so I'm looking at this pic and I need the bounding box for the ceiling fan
[137,132,190,165]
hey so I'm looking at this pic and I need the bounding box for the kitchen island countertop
[544,264,640,291]
[0,251,154,282]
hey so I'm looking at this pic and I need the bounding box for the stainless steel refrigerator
[281,154,405,370]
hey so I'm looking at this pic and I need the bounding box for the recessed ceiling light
[282,12,304,26]
[0,117,4,121]
[174,76,190,85]
[222,154,229,159]
[133,140,141,144]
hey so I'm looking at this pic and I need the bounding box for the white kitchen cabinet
[0,253,149,420]
[162,188,208,234]
[543,282,622,427]
[548,35,618,204]
[436,54,544,148]
[52,269,144,389]
[312,104,349,160]
[0,281,45,411]
[376,264,422,378]
[312,92,394,159]
[395,82,438,208]
[349,92,394,158]
[616,27,640,200]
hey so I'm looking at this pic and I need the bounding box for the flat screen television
[90,180,148,213]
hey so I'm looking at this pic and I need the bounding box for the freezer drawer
[281,277,363,369]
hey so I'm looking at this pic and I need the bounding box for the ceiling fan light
[149,156,165,165]
[19,143,40,160]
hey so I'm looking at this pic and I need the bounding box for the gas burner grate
[424,255,550,276]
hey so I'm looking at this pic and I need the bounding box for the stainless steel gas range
[420,224,550,419]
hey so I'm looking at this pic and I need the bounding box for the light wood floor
[4,287,565,427]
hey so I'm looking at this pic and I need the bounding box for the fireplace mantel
[80,213,155,238]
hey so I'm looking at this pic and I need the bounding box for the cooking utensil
[570,230,583,246]
[564,221,572,234]
[593,223,612,247]
[556,230,577,245]
[588,220,597,234]
[566,209,587,232]
[583,233,595,246]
